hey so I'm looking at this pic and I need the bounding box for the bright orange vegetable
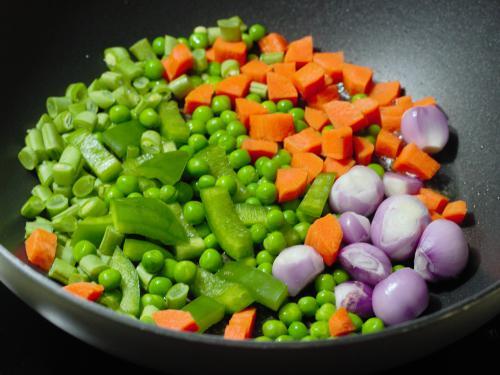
[322,126,353,160]
[307,85,339,110]
[266,71,298,104]
[442,200,467,224]
[369,81,401,106]
[352,97,380,125]
[393,143,440,180]
[25,228,57,271]
[162,43,193,81]
[417,188,449,213]
[153,310,199,332]
[291,152,324,184]
[379,105,405,132]
[329,307,356,337]
[305,214,343,266]
[374,129,402,158]
[275,167,308,203]
[342,63,373,95]
[235,98,268,127]
[241,138,278,162]
[183,83,214,114]
[413,96,437,107]
[292,62,326,99]
[213,37,247,65]
[304,106,329,131]
[63,282,104,301]
[430,211,443,221]
[395,96,413,111]
[206,47,215,62]
[284,35,313,67]
[353,136,374,165]
[313,51,344,83]
[240,59,272,83]
[249,113,295,142]
[284,127,322,155]
[271,62,296,79]
[323,157,355,176]
[258,32,288,53]
[224,307,256,340]
[323,100,367,132]
[215,74,252,101]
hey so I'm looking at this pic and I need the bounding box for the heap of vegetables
[18,15,470,342]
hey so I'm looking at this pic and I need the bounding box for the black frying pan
[1,0,499,373]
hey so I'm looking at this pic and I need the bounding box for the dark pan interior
[0,0,499,371]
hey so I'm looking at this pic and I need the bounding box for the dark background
[1,0,499,373]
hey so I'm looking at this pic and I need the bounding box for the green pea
[104,185,124,203]
[262,319,287,339]
[127,192,142,198]
[332,268,350,284]
[348,312,363,332]
[206,117,226,135]
[257,262,272,274]
[288,107,305,121]
[254,336,272,342]
[229,149,251,170]
[362,317,385,334]
[256,250,274,265]
[296,210,314,224]
[255,156,270,174]
[368,163,385,177]
[309,321,330,339]
[173,260,197,284]
[298,296,318,317]
[211,95,231,114]
[322,125,334,134]
[315,274,336,292]
[392,264,405,272]
[368,124,381,137]
[288,321,308,340]
[364,135,376,144]
[282,199,300,211]
[255,182,277,205]
[293,222,311,241]
[236,134,250,148]
[174,181,194,203]
[162,258,178,280]
[246,93,261,103]
[263,231,286,255]
[192,105,214,123]
[316,290,336,306]
[187,157,210,178]
[266,209,285,230]
[183,201,205,225]
[279,303,303,326]
[220,110,238,125]
[160,184,178,203]
[144,187,161,199]
[237,165,258,185]
[245,196,260,206]
[144,59,165,80]
[246,182,258,196]
[260,159,279,181]
[116,175,139,195]
[142,250,165,274]
[250,223,268,244]
[109,104,131,123]
[241,33,253,49]
[261,100,277,113]
[152,36,165,56]
[217,133,237,153]
[315,303,336,321]
[215,175,237,195]
[189,32,208,49]
[179,145,195,158]
[72,240,97,262]
[141,293,166,310]
[194,222,211,238]
[188,134,209,152]
[148,276,172,296]
[248,23,267,42]
[177,37,190,47]
[138,108,160,128]
[204,233,218,249]
[283,210,298,226]
[187,118,206,135]
[98,268,121,290]
[199,248,222,273]
[241,257,257,268]
[226,120,247,137]
[208,62,221,76]
[276,99,293,113]
[197,175,216,189]
[294,119,308,133]
[273,149,292,167]
[275,335,294,342]
[351,93,367,102]
[301,335,316,342]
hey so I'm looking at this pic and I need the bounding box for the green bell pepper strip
[200,187,253,260]
[56,243,76,266]
[70,215,113,247]
[79,254,108,279]
[123,150,189,185]
[168,203,205,260]
[76,133,123,182]
[129,38,157,61]
[110,197,188,246]
[109,248,140,316]
[158,101,190,146]
[217,261,288,311]
[297,173,335,218]
[235,203,268,226]
[48,258,78,285]
[99,225,124,256]
[136,263,154,290]
[192,268,254,313]
[140,304,159,324]
[123,238,173,262]
[102,120,145,158]
[68,272,90,284]
[182,295,225,333]
[99,289,123,311]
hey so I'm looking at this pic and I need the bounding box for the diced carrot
[291,152,324,184]
[235,98,268,127]
[323,100,367,132]
[63,282,104,302]
[430,211,443,221]
[240,59,272,83]
[307,85,339,110]
[25,228,57,271]
[313,51,344,83]
[258,32,288,53]
[329,307,356,337]
[417,188,450,213]
[224,307,257,340]
[304,106,329,131]
[369,81,401,106]
[442,200,467,224]
[342,63,373,95]
[241,138,278,162]
[153,310,199,332]
[395,96,413,111]
[375,129,402,159]
[292,62,326,99]
[266,71,298,104]
[271,62,296,79]
[284,35,313,67]
[284,127,322,155]
[275,167,308,203]
[323,157,355,176]
[379,105,405,132]
[183,83,214,114]
[213,37,247,65]
[393,143,440,180]
[352,97,380,125]
[162,43,194,81]
[305,214,343,266]
[206,47,215,62]
[413,96,437,107]
[353,136,374,165]
[322,126,353,160]
[215,74,252,101]
[249,113,295,142]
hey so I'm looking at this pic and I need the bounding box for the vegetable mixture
[18,16,470,341]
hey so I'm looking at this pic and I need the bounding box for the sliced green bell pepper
[182,295,225,333]
[70,215,113,247]
[123,238,173,262]
[109,247,140,317]
[102,119,145,158]
[158,101,190,146]
[235,203,267,226]
[168,203,205,260]
[298,173,335,218]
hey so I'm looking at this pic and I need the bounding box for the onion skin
[329,166,384,216]
[338,211,371,244]
[401,105,449,154]
[338,243,392,286]
[335,281,374,318]
[372,268,429,325]
[383,172,423,197]
[371,194,430,261]
[272,245,324,297]
[414,219,469,282]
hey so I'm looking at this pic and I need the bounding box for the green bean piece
[166,283,189,309]
[32,184,53,202]
[52,214,77,233]
[140,130,162,154]
[25,128,47,160]
[221,59,240,78]
[250,82,268,99]
[103,47,130,70]
[114,59,144,81]
[139,305,159,324]
[46,96,72,118]
[95,113,110,132]
[158,101,190,146]
[98,72,123,91]
[65,82,88,103]
[51,204,80,223]
[112,85,140,108]
[217,18,242,42]
[52,182,73,198]
[48,258,78,285]
[36,161,55,187]
[130,38,157,61]
[46,193,69,217]
[53,111,74,133]
[56,243,76,266]
[20,196,45,218]
[89,90,115,110]
[192,49,208,73]
[53,145,82,186]
[79,254,108,279]
[133,77,150,94]
[18,146,39,171]
[72,175,96,198]
[163,35,178,56]
[99,225,124,256]
[41,122,64,159]
[76,133,122,182]
[73,111,97,132]
[68,102,86,116]
[207,27,221,45]
[260,52,284,65]
[168,74,193,99]
[78,197,108,219]
[25,218,53,238]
